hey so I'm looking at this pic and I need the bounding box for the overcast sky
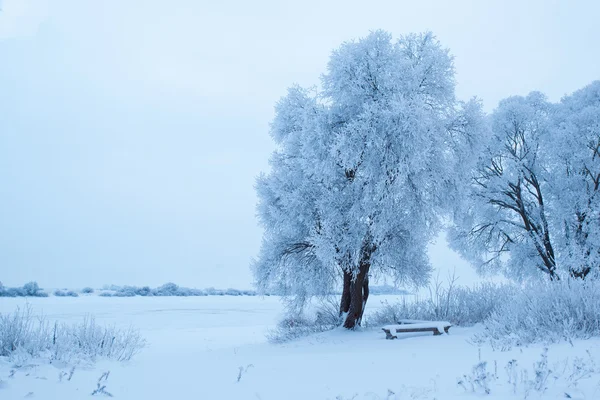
[1,0,598,289]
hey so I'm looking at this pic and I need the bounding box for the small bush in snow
[153,282,179,296]
[0,306,49,357]
[474,278,600,349]
[136,286,153,296]
[22,282,42,296]
[457,360,494,394]
[112,286,139,297]
[81,287,95,294]
[54,290,79,297]
[268,297,341,343]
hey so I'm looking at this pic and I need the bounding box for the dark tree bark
[339,270,352,317]
[568,211,595,279]
[358,273,369,326]
[343,261,370,329]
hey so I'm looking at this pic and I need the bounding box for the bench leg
[383,329,397,340]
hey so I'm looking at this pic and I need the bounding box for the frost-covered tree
[451,83,600,281]
[254,86,333,308]
[450,93,558,280]
[547,81,600,278]
[255,31,474,328]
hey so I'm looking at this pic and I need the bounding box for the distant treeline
[100,283,258,297]
[0,281,48,297]
[0,281,409,298]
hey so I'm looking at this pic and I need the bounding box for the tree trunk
[357,274,369,326]
[569,212,593,279]
[339,270,352,317]
[343,261,370,329]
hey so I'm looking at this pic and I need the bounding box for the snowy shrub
[54,289,79,297]
[151,283,203,296]
[136,286,153,296]
[22,282,42,296]
[474,278,600,349]
[153,282,179,295]
[205,287,218,295]
[81,287,95,294]
[268,297,341,343]
[98,292,113,297]
[0,287,19,297]
[0,306,50,357]
[53,317,145,361]
[457,360,494,395]
[267,314,336,344]
[176,287,206,296]
[112,288,136,297]
[0,306,145,362]
[0,282,49,297]
[113,285,144,297]
[367,277,515,327]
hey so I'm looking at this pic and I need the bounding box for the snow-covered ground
[1,296,600,399]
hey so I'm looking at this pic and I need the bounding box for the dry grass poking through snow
[0,305,145,362]
[366,280,515,328]
[474,278,600,350]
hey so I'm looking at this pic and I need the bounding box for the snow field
[1,296,600,399]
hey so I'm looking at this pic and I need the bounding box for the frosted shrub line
[474,278,600,350]
[100,283,260,297]
[366,275,515,327]
[0,305,145,362]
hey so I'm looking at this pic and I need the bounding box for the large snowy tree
[450,82,600,280]
[547,81,600,278]
[254,31,478,328]
[449,92,558,280]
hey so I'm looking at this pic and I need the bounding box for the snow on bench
[382,320,452,339]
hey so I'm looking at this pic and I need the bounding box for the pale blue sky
[1,0,598,289]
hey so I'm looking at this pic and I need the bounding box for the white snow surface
[1,295,600,399]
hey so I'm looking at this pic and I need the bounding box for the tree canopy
[254,30,483,327]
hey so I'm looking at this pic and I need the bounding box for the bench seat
[382,321,452,339]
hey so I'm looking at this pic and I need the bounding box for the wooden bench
[382,320,452,340]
